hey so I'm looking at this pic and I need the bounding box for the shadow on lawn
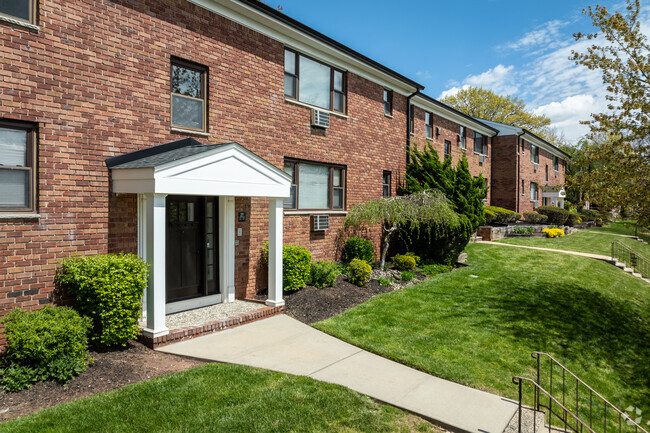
[483,280,650,396]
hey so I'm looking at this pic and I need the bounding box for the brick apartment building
[0,0,505,342]
[482,120,570,215]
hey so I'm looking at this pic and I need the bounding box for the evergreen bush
[391,254,417,270]
[347,259,372,287]
[341,237,375,264]
[523,212,548,224]
[309,260,341,288]
[484,206,521,225]
[536,206,570,225]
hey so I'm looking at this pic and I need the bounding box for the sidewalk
[479,241,612,261]
[158,314,518,433]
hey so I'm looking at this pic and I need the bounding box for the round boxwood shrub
[566,212,582,227]
[262,243,312,291]
[348,259,372,287]
[341,237,375,264]
[484,206,521,225]
[536,206,570,225]
[1,306,92,391]
[523,212,548,224]
[58,253,148,348]
[309,260,341,288]
[392,254,417,271]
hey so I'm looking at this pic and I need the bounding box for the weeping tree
[344,190,463,270]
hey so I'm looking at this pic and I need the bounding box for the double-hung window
[409,105,415,134]
[1,0,36,24]
[425,112,433,138]
[530,182,538,202]
[383,89,392,116]
[553,156,559,172]
[444,140,451,161]
[530,145,539,164]
[284,49,345,113]
[283,160,345,210]
[460,126,466,149]
[474,132,485,154]
[0,120,37,212]
[171,59,207,132]
[382,171,391,197]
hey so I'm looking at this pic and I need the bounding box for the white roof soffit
[187,0,420,95]
[411,95,497,136]
[521,132,567,160]
[111,143,291,198]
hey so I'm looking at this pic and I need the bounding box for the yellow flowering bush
[542,228,565,238]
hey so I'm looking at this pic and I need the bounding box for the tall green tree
[570,0,650,225]
[440,87,552,134]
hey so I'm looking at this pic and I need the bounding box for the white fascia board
[411,96,496,136]
[154,178,290,197]
[522,132,567,160]
[187,0,419,95]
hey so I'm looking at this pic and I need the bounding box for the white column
[219,196,236,303]
[137,194,147,319]
[267,198,284,307]
[142,193,169,338]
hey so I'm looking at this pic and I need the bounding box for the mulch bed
[0,341,204,422]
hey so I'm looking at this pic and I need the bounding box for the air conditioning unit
[312,214,330,231]
[311,109,330,128]
[480,155,486,163]
[534,163,539,172]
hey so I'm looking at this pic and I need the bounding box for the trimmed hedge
[484,206,521,225]
[523,212,548,224]
[579,209,599,221]
[262,243,312,292]
[1,306,92,391]
[392,254,417,271]
[341,237,375,264]
[309,260,341,288]
[536,206,570,225]
[58,253,147,348]
[348,259,372,287]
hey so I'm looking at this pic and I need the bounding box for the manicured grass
[589,220,638,236]
[2,364,437,433]
[497,229,650,257]
[314,244,650,417]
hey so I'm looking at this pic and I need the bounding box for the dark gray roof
[106,138,232,169]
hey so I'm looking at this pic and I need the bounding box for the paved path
[479,241,612,261]
[158,314,518,433]
[585,231,638,239]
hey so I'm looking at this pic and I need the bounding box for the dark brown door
[166,196,204,302]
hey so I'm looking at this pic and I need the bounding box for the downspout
[516,131,525,213]
[406,90,419,164]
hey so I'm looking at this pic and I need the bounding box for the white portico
[106,138,290,339]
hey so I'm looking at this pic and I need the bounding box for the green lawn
[497,229,650,257]
[314,244,650,420]
[589,220,638,236]
[2,364,437,433]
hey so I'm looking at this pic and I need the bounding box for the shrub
[401,271,416,282]
[261,243,312,292]
[341,237,375,264]
[377,277,392,287]
[392,254,417,270]
[402,214,474,266]
[579,209,598,221]
[512,226,534,234]
[484,206,521,225]
[309,260,341,288]
[566,212,582,227]
[58,253,148,348]
[523,212,548,224]
[542,228,565,238]
[536,206,570,225]
[348,259,372,287]
[1,306,92,391]
[422,263,452,276]
[404,252,421,266]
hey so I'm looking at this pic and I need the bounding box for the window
[0,120,37,212]
[553,156,559,171]
[530,145,539,163]
[474,132,486,154]
[382,171,391,197]
[530,182,538,201]
[521,179,525,196]
[171,59,207,132]
[409,104,414,134]
[425,112,433,138]
[545,165,549,182]
[444,140,451,161]
[0,0,35,24]
[284,49,345,113]
[283,160,345,210]
[383,89,393,116]
[460,126,466,149]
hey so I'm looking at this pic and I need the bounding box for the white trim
[0,15,39,31]
[166,294,222,314]
[284,98,349,119]
[186,0,419,95]
[143,193,169,338]
[137,195,147,319]
[170,127,210,137]
[219,196,236,303]
[411,95,497,137]
[0,213,41,219]
[267,198,285,307]
[284,210,348,215]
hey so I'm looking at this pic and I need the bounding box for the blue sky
[267,0,650,143]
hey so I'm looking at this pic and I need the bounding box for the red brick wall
[410,107,492,203]
[0,0,409,332]
[490,135,518,211]
[518,139,566,214]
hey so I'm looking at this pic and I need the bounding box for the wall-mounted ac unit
[534,163,539,172]
[311,109,330,128]
[480,155,486,163]
[312,214,330,231]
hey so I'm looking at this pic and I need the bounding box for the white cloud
[503,20,570,53]
[438,65,518,99]
[534,94,605,142]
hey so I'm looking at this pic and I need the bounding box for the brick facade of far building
[0,0,425,344]
[483,120,570,215]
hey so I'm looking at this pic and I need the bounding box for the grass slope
[315,244,650,415]
[2,364,436,433]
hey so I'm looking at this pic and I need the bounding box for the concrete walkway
[158,314,517,433]
[479,241,612,261]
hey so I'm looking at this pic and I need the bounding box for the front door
[166,196,219,303]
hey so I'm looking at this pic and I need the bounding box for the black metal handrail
[611,240,650,279]
[524,352,648,433]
